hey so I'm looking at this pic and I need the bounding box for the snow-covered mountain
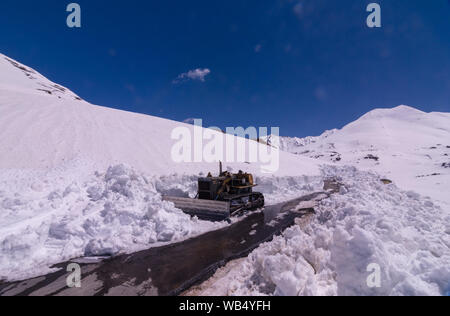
[0,54,448,296]
[264,105,450,203]
[0,53,322,280]
[0,53,321,177]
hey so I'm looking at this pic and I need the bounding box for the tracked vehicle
[163,162,264,220]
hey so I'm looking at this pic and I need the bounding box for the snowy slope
[0,53,323,280]
[264,105,450,203]
[0,54,320,177]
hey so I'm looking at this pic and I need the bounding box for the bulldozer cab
[198,163,256,201]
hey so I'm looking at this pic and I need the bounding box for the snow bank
[0,164,225,281]
[256,175,323,205]
[199,166,450,296]
[0,163,323,282]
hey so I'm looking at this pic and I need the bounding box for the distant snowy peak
[340,105,450,142]
[344,105,427,130]
[269,105,449,154]
[0,53,82,101]
[265,105,450,202]
[360,105,425,119]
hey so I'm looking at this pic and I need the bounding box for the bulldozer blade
[162,196,230,219]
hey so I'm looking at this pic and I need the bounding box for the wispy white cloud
[173,68,211,84]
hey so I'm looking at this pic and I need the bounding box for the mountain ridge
[264,104,450,202]
[0,53,82,101]
[0,52,320,177]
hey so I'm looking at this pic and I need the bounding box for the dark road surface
[0,182,338,296]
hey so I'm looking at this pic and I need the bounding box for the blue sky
[0,0,449,137]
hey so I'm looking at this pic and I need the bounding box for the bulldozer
[163,162,265,220]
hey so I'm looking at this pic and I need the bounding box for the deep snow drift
[264,105,450,204]
[0,164,223,280]
[188,166,450,296]
[0,163,323,281]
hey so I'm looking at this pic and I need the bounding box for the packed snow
[0,162,323,281]
[188,166,450,296]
